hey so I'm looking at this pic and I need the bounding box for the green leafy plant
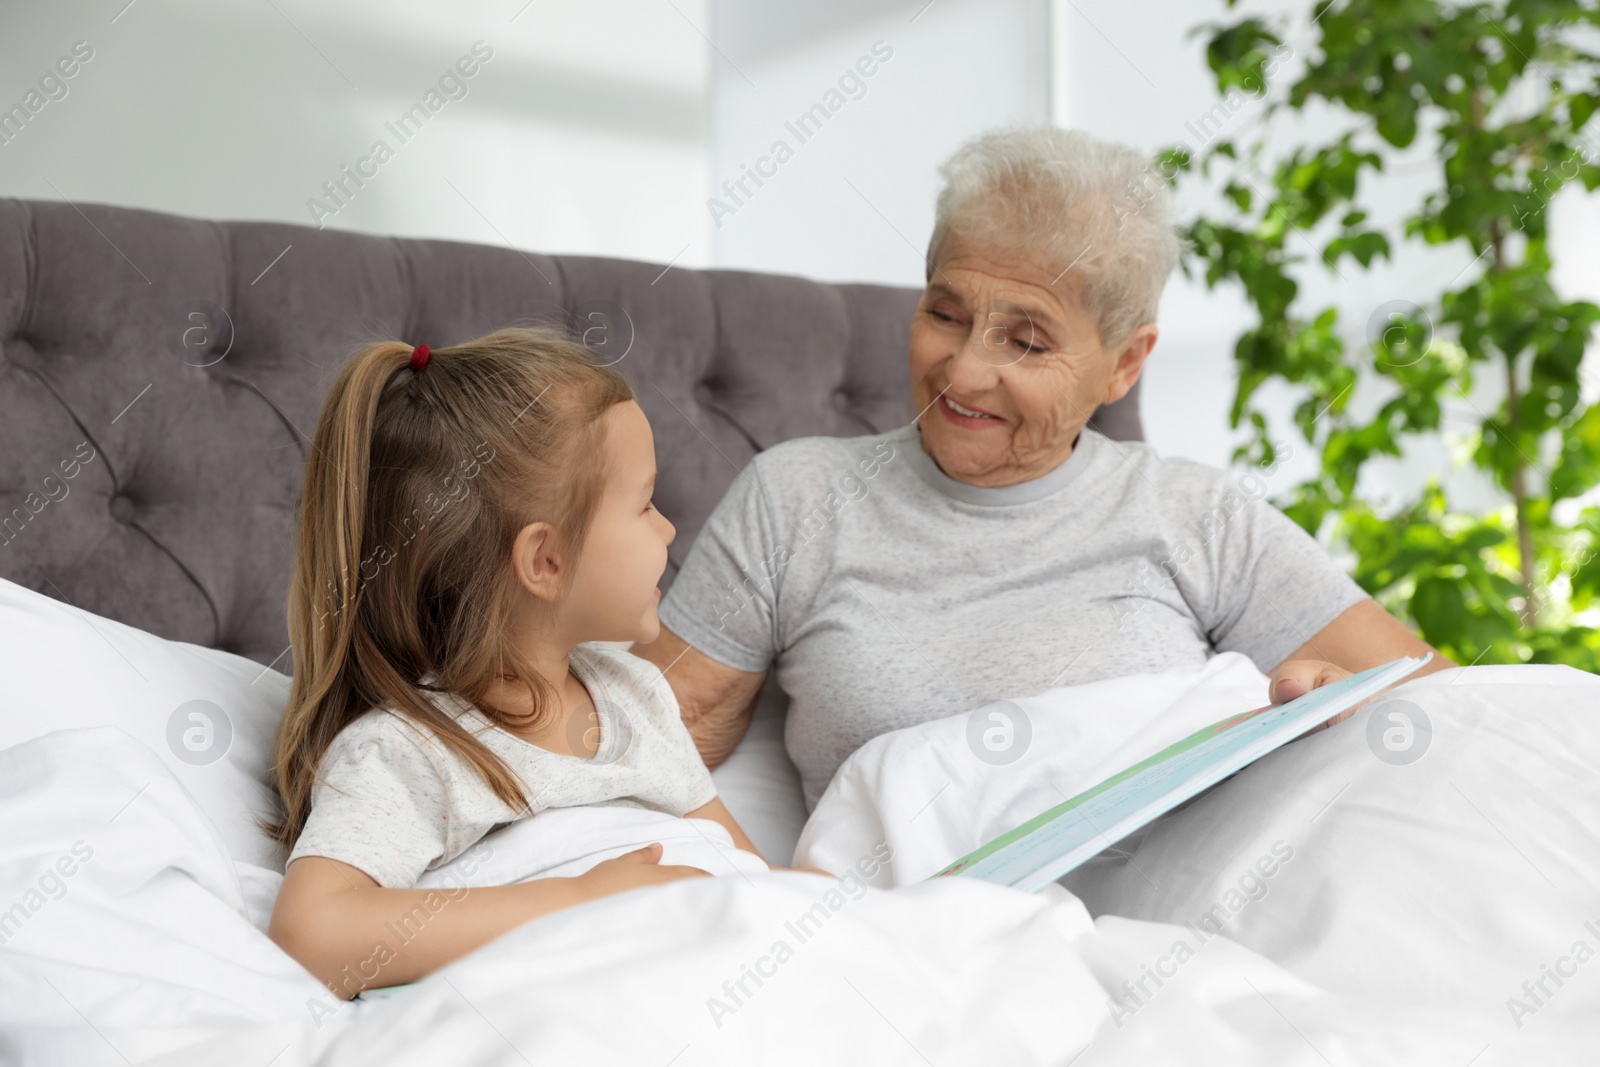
[1168,0,1600,669]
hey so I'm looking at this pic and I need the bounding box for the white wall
[707,0,1050,284]
[700,0,1488,496]
[0,0,712,265]
[7,0,1593,502]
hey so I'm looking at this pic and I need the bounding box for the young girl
[267,327,796,1000]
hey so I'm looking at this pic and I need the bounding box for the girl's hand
[577,843,712,896]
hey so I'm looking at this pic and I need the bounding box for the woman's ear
[1100,323,1159,406]
[510,521,564,602]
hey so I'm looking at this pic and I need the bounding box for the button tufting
[108,494,136,523]
[172,299,235,368]
[831,387,851,411]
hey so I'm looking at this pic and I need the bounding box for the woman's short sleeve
[1174,463,1370,671]
[287,714,453,889]
[656,456,783,673]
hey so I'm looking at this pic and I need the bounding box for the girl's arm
[685,797,831,876]
[270,844,705,998]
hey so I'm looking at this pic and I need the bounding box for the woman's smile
[939,393,1005,427]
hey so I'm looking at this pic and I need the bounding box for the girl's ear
[510,521,564,602]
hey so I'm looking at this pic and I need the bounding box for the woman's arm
[632,625,768,770]
[1266,598,1457,726]
[1270,598,1455,686]
[270,847,708,998]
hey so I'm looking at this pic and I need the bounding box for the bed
[2,198,1597,1066]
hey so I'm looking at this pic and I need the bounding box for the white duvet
[797,654,1600,1057]
[3,657,1598,1065]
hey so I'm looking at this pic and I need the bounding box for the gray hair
[926,126,1189,345]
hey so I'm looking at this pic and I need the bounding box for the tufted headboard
[0,198,1143,672]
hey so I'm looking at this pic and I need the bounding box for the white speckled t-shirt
[288,643,719,888]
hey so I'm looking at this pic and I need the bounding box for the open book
[927,653,1434,893]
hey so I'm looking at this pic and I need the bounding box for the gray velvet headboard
[0,198,1143,672]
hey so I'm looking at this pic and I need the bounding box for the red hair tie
[409,344,431,372]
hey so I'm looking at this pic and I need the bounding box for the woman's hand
[1268,659,1353,704]
[1268,658,1357,736]
[577,843,713,895]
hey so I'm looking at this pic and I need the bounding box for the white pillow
[0,583,812,875]
[0,577,288,870]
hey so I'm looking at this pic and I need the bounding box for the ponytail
[264,327,633,854]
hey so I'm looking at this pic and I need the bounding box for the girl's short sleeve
[665,712,720,814]
[287,714,454,889]
[607,646,720,815]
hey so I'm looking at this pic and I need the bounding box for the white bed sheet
[5,659,1599,1065]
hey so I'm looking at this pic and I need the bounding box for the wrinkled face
[908,236,1157,487]
[558,400,676,644]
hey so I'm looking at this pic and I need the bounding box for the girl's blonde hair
[265,326,634,854]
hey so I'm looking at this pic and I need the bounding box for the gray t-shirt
[658,420,1368,810]
[288,642,719,888]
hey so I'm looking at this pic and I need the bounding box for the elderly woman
[634,126,1453,811]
